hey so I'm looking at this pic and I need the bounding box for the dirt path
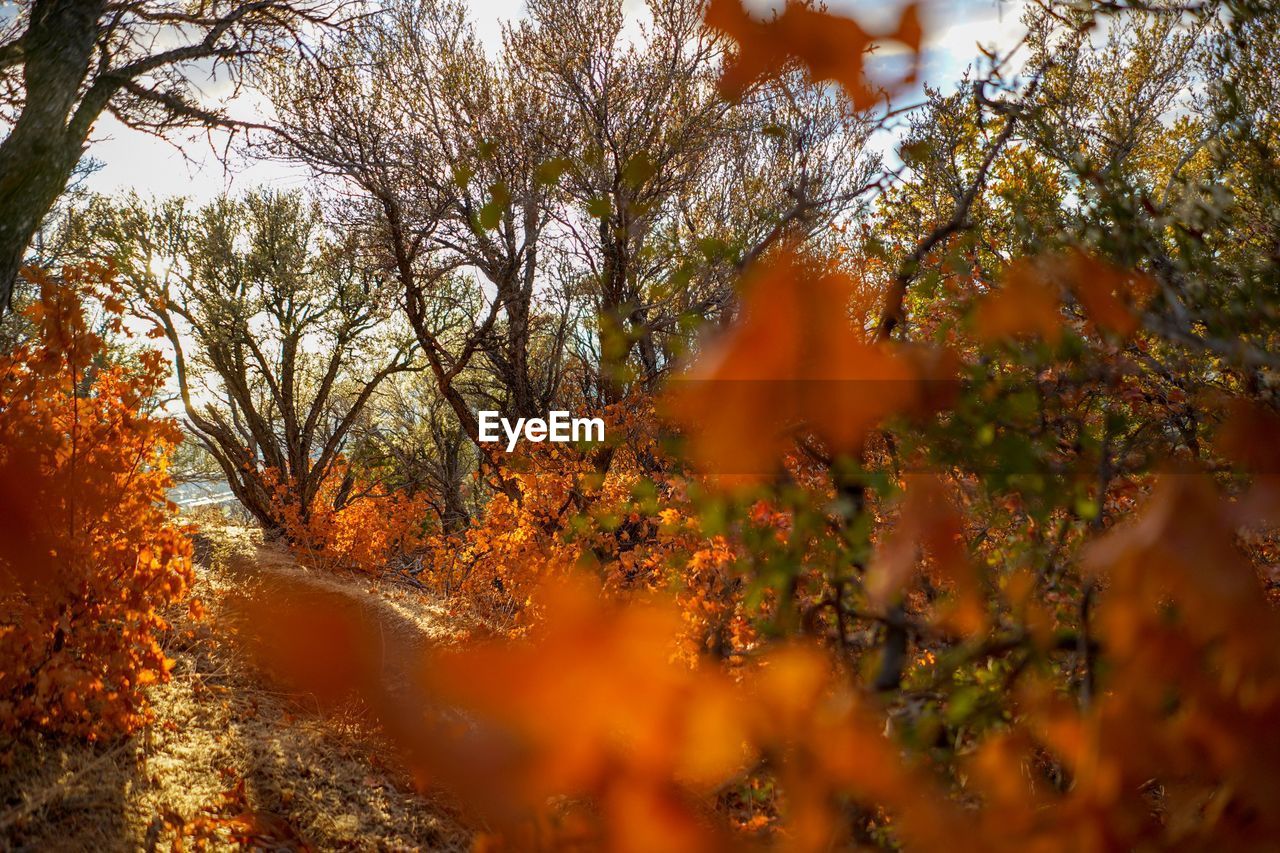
[0,526,472,852]
[228,533,458,646]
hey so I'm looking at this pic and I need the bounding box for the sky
[80,0,1029,202]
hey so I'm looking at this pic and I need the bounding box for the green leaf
[696,237,729,261]
[621,152,656,188]
[587,196,612,220]
[1074,496,1100,520]
[535,157,573,186]
[946,686,983,726]
[478,183,510,231]
[900,139,934,166]
[452,164,474,189]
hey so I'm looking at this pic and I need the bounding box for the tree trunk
[0,0,105,311]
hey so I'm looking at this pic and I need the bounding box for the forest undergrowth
[1,524,471,852]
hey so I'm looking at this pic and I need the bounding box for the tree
[507,0,880,404]
[352,373,478,531]
[0,0,333,315]
[262,0,881,491]
[261,0,565,468]
[85,189,420,532]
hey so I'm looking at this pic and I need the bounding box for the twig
[875,101,1025,342]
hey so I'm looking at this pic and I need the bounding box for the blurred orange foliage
[975,249,1158,344]
[706,0,923,107]
[239,470,1280,851]
[662,247,957,481]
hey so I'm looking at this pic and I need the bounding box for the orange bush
[172,2,1280,848]
[417,403,762,657]
[232,244,1280,851]
[268,462,435,575]
[0,265,193,740]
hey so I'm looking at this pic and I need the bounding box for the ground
[0,526,474,852]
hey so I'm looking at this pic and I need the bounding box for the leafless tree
[264,0,879,448]
[85,189,419,531]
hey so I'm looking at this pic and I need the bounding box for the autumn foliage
[230,223,1273,843]
[242,468,1280,850]
[0,265,192,740]
[266,462,434,575]
[705,0,924,106]
[218,6,1280,838]
[7,0,1280,851]
[663,246,957,478]
[379,402,764,665]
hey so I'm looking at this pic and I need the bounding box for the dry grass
[0,526,473,851]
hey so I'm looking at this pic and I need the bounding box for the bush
[269,462,435,576]
[0,265,192,740]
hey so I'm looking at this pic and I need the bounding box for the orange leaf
[973,257,1064,345]
[662,247,953,480]
[975,250,1156,343]
[1061,250,1155,338]
[866,475,987,636]
[706,0,924,108]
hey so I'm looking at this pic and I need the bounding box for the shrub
[0,265,192,740]
[269,463,435,576]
